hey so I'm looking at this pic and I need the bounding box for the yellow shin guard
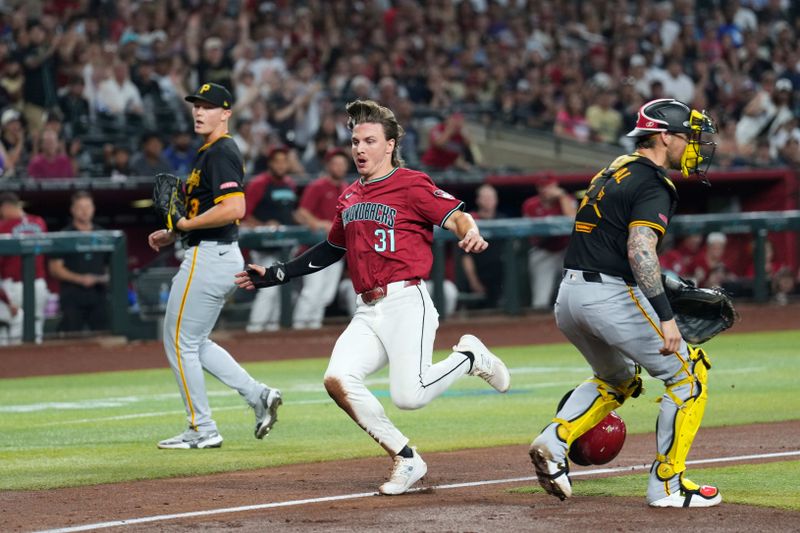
[655,346,712,480]
[553,370,643,446]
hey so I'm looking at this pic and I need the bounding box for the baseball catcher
[529,98,724,508]
[152,172,186,232]
[663,275,738,344]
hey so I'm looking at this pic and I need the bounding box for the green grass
[513,460,800,511]
[0,330,798,490]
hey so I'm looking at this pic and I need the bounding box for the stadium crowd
[1,0,800,342]
[0,0,798,179]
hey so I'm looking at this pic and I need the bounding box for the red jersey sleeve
[326,209,346,249]
[407,173,464,227]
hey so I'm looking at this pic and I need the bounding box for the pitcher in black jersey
[147,83,282,449]
[529,99,722,508]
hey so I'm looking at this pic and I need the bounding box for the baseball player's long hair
[345,99,405,167]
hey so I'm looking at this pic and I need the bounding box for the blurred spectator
[243,145,298,333]
[421,112,475,171]
[96,60,144,117]
[628,54,651,98]
[58,76,91,138]
[656,59,695,105]
[690,232,736,288]
[1,109,28,177]
[27,129,75,179]
[0,192,49,344]
[292,147,349,330]
[103,144,132,180]
[743,239,796,305]
[302,130,336,176]
[775,126,800,166]
[0,138,10,179]
[163,129,196,176]
[460,184,505,308]
[522,179,577,310]
[660,234,704,279]
[394,97,421,168]
[250,38,287,84]
[129,132,171,176]
[766,79,796,140]
[20,19,61,135]
[0,1,792,177]
[586,89,622,145]
[232,118,263,175]
[267,71,321,153]
[554,93,590,142]
[190,36,234,91]
[48,191,109,334]
[0,59,25,112]
[735,71,779,152]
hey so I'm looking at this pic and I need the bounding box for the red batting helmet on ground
[568,411,627,466]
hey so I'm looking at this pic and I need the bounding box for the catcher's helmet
[627,98,717,179]
[568,411,627,466]
[626,98,693,137]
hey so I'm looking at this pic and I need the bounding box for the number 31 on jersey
[374,229,396,252]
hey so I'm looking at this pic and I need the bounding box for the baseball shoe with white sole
[529,437,572,500]
[453,334,510,393]
[255,387,283,439]
[648,474,721,508]
[157,428,223,449]
[379,448,428,495]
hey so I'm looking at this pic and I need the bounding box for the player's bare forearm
[444,211,488,253]
[178,194,246,232]
[627,226,664,298]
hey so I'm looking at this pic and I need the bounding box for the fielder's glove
[152,173,187,232]
[663,275,739,344]
[247,263,289,289]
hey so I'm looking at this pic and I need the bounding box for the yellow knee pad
[554,369,643,446]
[655,346,712,480]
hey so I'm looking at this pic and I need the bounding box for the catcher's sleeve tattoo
[628,226,673,320]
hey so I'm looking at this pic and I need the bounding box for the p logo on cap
[200,84,211,94]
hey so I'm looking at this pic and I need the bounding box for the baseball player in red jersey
[292,147,349,329]
[0,192,49,344]
[236,100,510,495]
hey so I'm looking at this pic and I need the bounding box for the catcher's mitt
[152,173,186,232]
[663,275,738,344]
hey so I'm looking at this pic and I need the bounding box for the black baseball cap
[185,83,233,109]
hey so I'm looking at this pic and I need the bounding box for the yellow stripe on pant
[175,245,200,429]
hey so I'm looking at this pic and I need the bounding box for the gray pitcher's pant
[163,242,263,432]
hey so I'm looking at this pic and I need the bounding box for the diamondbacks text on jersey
[327,167,464,293]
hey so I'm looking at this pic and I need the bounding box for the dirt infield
[2,421,799,532]
[1,303,799,531]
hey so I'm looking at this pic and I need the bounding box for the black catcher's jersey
[563,153,678,283]
[184,135,245,244]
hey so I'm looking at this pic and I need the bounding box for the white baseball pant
[323,281,471,455]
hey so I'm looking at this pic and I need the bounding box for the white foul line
[35,450,800,533]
